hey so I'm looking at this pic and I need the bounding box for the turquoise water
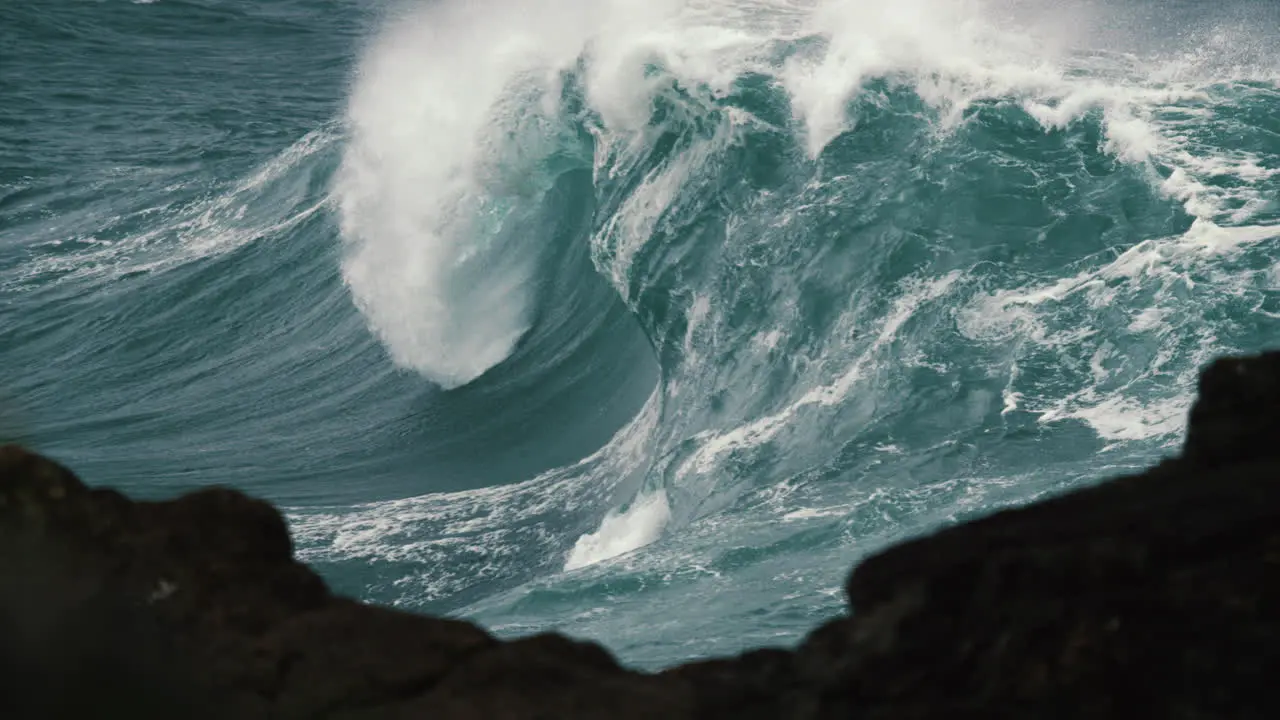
[3,0,1279,669]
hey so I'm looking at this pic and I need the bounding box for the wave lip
[333,0,600,389]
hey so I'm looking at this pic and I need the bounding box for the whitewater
[2,0,1278,668]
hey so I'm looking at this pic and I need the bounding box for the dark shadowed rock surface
[4,351,1280,718]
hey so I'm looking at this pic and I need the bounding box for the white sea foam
[1040,392,1189,443]
[677,271,962,478]
[564,491,672,570]
[291,389,664,600]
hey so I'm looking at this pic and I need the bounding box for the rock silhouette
[3,351,1280,719]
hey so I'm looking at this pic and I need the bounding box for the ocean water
[3,0,1279,669]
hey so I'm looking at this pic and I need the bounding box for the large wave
[307,0,1280,667]
[8,0,1275,672]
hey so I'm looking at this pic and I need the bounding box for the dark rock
[662,647,799,719]
[810,457,1280,719]
[416,634,692,720]
[4,350,1280,718]
[1184,353,1280,467]
[259,599,494,718]
[0,445,497,719]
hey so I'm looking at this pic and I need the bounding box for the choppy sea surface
[3,0,1278,668]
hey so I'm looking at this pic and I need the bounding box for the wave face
[4,0,1280,668]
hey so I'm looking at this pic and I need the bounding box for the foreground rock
[4,352,1280,718]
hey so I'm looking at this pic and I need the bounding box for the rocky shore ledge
[4,351,1280,719]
